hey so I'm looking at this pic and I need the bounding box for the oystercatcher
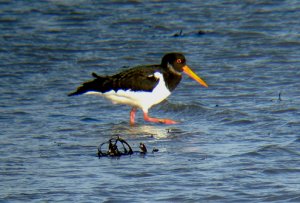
[68,53,208,125]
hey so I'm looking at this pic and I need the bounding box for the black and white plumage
[68,53,208,125]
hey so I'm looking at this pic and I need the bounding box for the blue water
[1,0,300,202]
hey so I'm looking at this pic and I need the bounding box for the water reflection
[111,124,181,139]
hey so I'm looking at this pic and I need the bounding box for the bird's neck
[163,71,182,92]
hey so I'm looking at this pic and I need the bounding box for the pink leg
[143,112,178,124]
[130,107,137,125]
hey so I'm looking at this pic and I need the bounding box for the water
[1,0,300,202]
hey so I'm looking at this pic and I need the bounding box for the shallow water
[1,0,300,202]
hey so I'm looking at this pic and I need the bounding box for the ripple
[80,117,101,122]
[225,119,255,126]
[256,144,300,157]
[263,168,300,175]
[272,107,298,114]
[238,151,264,158]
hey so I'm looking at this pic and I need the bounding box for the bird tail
[68,72,106,96]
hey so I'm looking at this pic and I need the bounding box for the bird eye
[176,59,182,63]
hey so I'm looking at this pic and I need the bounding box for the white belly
[85,72,171,112]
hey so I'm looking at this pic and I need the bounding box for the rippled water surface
[1,0,300,202]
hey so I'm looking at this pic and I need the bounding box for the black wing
[110,65,161,92]
[68,65,161,96]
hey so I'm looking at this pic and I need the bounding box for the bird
[68,53,208,125]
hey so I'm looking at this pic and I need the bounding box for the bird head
[161,53,208,88]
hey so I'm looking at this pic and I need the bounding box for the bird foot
[143,113,178,125]
[130,109,178,125]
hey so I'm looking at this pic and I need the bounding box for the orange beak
[183,65,208,88]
